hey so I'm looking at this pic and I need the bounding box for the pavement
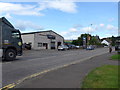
[15,52,118,88]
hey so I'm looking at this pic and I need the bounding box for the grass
[81,65,119,88]
[111,54,120,60]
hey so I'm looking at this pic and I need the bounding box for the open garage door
[51,42,55,49]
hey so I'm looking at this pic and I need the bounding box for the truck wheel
[5,49,16,61]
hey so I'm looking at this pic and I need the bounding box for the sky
[0,1,119,40]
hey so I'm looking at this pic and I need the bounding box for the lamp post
[86,24,92,48]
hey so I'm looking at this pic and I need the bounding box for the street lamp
[86,24,92,48]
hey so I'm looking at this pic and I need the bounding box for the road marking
[1,51,108,89]
[1,83,15,90]
[1,62,12,65]
[63,53,76,56]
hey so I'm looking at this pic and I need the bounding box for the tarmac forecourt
[1,52,107,89]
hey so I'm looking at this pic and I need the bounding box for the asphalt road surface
[15,52,118,88]
[2,47,113,87]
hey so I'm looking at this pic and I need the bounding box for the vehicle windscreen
[12,31,20,39]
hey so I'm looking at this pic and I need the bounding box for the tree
[72,33,91,46]
[111,36,116,46]
[72,40,79,45]
[89,36,98,45]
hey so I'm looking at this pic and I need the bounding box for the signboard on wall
[47,35,56,39]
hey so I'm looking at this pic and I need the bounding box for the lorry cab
[0,17,22,60]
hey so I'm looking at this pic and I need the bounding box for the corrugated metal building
[21,30,64,50]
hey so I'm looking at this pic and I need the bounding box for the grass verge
[111,54,120,60]
[81,65,119,88]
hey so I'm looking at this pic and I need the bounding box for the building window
[43,43,48,49]
[38,43,42,47]
[43,43,47,47]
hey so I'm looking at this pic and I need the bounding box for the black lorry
[0,17,22,60]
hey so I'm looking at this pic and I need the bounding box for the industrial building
[21,30,64,50]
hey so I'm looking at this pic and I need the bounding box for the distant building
[22,30,64,50]
[101,40,110,46]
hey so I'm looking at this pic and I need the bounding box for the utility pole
[86,24,92,48]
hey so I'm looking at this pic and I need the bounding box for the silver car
[58,45,69,51]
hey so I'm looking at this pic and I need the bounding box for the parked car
[67,45,78,49]
[23,43,32,50]
[58,45,69,51]
[75,46,80,49]
[66,45,72,49]
[86,45,94,50]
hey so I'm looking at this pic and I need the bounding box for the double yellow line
[1,56,95,90]
[1,83,15,90]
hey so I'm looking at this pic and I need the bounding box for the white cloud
[0,2,77,17]
[80,27,96,33]
[15,20,44,31]
[61,31,80,39]
[0,2,43,16]
[65,34,79,40]
[61,23,118,39]
[69,28,78,32]
[61,24,118,40]
[106,24,117,30]
[37,1,77,13]
[61,24,98,39]
[60,31,69,36]
[0,0,119,2]
[44,1,77,13]
[105,34,113,37]
[108,18,115,22]
[4,13,12,19]
[73,24,83,28]
[99,24,104,27]
[106,25,114,30]
[60,28,79,39]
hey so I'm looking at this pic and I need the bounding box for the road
[2,47,112,87]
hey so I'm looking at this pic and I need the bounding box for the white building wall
[101,40,110,46]
[39,31,64,49]
[49,31,64,48]
[34,33,50,50]
[22,31,64,50]
[34,31,64,49]
[21,34,34,48]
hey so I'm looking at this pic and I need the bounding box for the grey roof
[22,30,64,39]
